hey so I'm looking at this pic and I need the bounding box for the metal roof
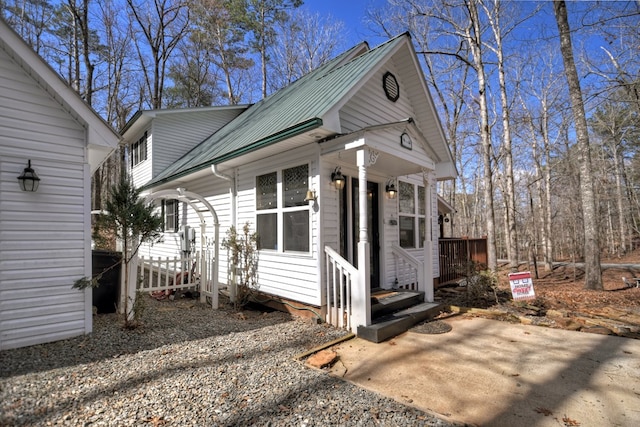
[145,33,411,187]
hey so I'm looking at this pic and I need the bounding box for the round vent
[383,71,399,102]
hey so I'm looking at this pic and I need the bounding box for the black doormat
[410,320,453,334]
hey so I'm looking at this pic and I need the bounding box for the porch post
[423,171,434,302]
[353,149,371,331]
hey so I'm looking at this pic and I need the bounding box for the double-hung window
[399,181,426,249]
[256,164,310,253]
[162,199,179,232]
[130,131,148,168]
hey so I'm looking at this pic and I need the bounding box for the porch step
[371,289,424,318]
[357,302,443,343]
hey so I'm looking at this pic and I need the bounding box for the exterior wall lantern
[17,160,41,192]
[331,167,345,190]
[385,179,397,199]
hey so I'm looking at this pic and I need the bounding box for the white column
[423,172,434,302]
[352,149,371,331]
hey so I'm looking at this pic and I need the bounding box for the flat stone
[306,350,338,369]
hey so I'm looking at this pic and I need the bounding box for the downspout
[211,164,236,302]
[211,164,235,226]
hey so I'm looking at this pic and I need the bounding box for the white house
[122,33,456,339]
[0,19,120,350]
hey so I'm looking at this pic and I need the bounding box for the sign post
[508,271,536,301]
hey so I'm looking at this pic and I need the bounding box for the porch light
[385,180,397,199]
[17,160,40,192]
[331,167,345,190]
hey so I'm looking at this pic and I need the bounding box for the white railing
[391,244,423,291]
[324,246,358,330]
[137,250,217,306]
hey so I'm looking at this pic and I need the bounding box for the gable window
[256,164,310,253]
[399,181,426,249]
[130,131,148,168]
[162,199,179,232]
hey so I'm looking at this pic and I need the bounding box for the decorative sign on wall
[400,132,413,150]
[508,271,536,301]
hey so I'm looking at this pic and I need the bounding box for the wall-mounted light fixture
[304,189,317,202]
[17,160,40,192]
[331,167,345,190]
[385,180,397,199]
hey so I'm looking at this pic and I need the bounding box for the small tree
[74,176,163,326]
[222,222,258,310]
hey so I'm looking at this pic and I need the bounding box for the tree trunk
[466,0,497,271]
[553,0,602,290]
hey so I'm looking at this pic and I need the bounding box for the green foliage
[75,176,163,327]
[222,222,259,309]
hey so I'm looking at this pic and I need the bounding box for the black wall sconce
[17,160,40,192]
[331,167,345,190]
[385,180,397,199]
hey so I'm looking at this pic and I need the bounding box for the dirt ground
[434,250,640,339]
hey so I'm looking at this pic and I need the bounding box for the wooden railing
[324,246,358,330]
[438,238,488,285]
[391,244,423,291]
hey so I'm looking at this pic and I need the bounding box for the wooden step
[357,302,443,343]
[371,290,424,318]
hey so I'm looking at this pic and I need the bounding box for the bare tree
[126,0,190,109]
[553,0,602,290]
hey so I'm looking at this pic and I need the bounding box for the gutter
[211,165,236,229]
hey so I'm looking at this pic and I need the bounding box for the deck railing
[324,246,358,330]
[438,238,488,284]
[391,244,423,291]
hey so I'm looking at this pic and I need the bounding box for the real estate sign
[508,271,536,301]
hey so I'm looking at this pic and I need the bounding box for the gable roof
[0,18,120,172]
[146,35,415,187]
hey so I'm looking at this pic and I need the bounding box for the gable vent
[383,71,399,102]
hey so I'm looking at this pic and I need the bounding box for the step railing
[324,246,358,330]
[391,244,423,291]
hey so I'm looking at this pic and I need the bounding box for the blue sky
[302,0,388,46]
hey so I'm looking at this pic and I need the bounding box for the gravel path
[1,296,455,426]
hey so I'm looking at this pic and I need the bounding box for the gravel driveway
[1,296,454,426]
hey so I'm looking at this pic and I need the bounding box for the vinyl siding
[236,145,321,305]
[0,46,91,350]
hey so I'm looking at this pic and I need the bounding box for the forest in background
[2,0,639,287]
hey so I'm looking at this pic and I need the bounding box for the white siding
[131,129,152,189]
[0,47,91,350]
[340,66,413,134]
[236,145,321,305]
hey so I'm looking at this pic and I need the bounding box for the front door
[352,179,380,288]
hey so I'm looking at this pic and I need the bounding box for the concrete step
[371,290,424,318]
[357,302,443,343]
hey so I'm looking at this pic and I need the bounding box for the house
[122,33,456,338]
[0,19,120,350]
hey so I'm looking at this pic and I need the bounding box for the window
[162,199,179,232]
[130,131,148,168]
[399,181,426,249]
[256,164,310,252]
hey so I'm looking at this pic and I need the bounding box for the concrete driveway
[327,316,640,426]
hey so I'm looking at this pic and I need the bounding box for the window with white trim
[130,131,148,168]
[162,199,179,232]
[399,181,426,248]
[256,164,310,252]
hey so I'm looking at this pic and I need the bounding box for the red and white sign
[508,271,536,301]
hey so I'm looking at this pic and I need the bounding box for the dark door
[352,179,380,288]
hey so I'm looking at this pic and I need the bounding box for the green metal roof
[145,33,410,188]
